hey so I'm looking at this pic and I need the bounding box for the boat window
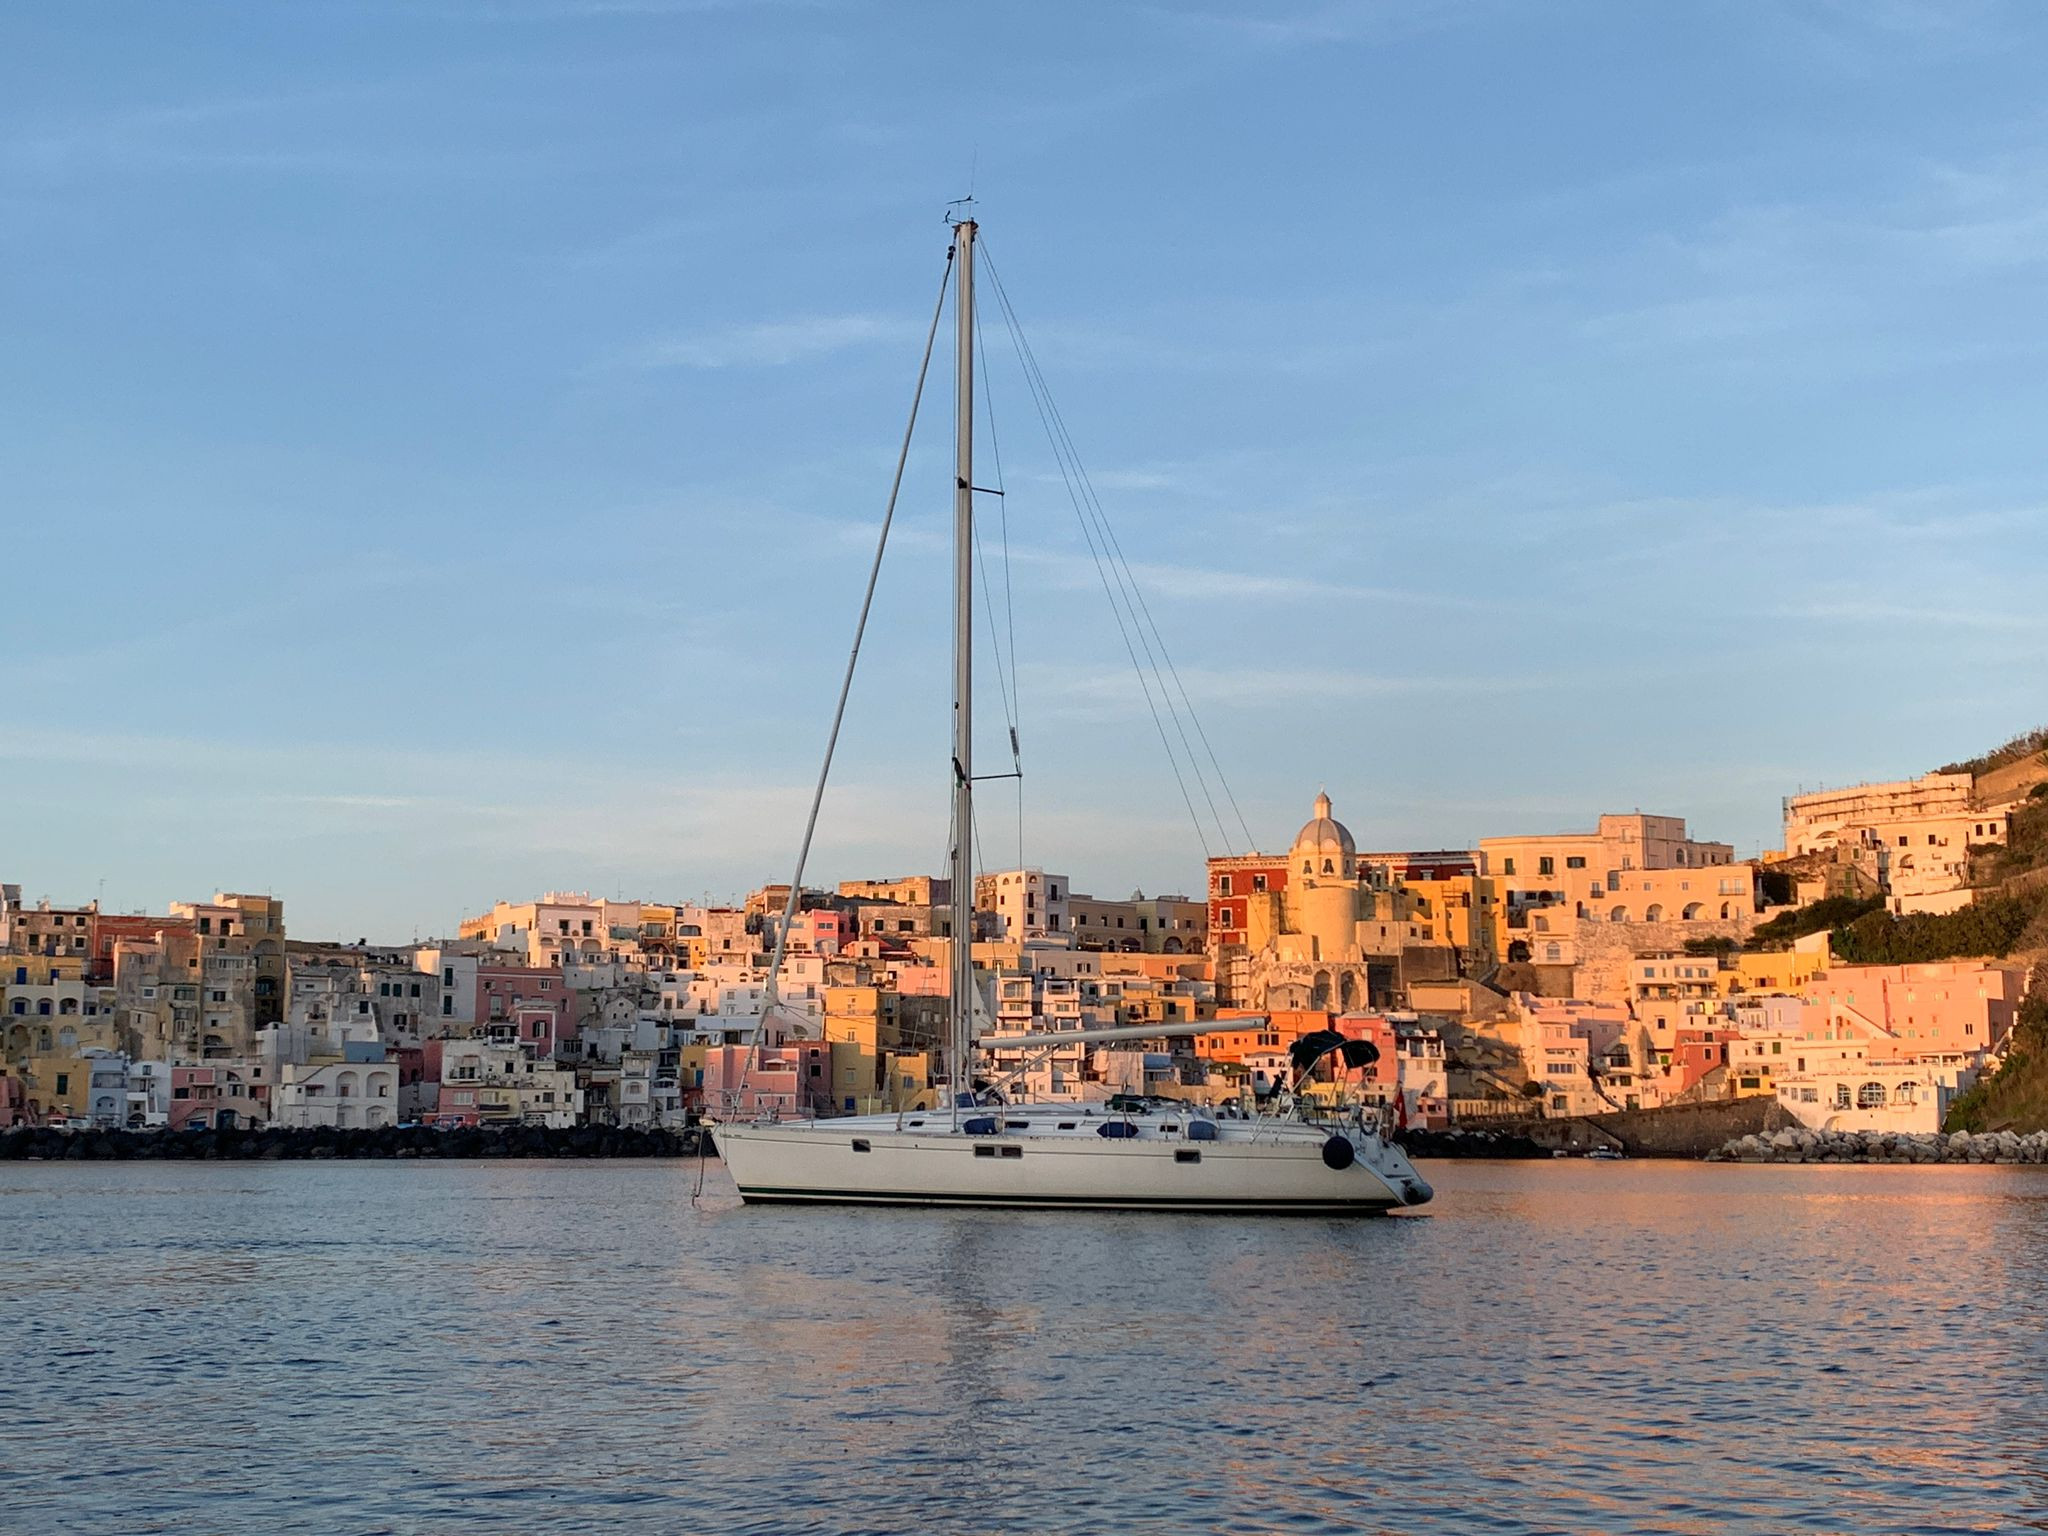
[1000,1146,1023,1159]
[1058,1122,1077,1131]
[851,1139,871,1153]
[908,1120,924,1127]
[1005,1120,1029,1129]
[1175,1149,1201,1164]
[974,1145,997,1158]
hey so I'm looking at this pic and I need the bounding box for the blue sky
[4,0,2046,940]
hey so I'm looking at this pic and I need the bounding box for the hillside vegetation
[1939,726,2048,778]
[1747,895,1883,951]
[1945,965,2048,1133]
[1832,889,2048,966]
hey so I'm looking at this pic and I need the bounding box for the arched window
[1610,906,1629,924]
[1682,903,1703,920]
[1644,904,1664,923]
[1719,903,1732,920]
[58,998,78,1016]
[1894,1083,1918,1105]
[58,1028,77,1051]
[1322,859,1334,875]
[1857,1082,1888,1109]
[1302,861,1312,875]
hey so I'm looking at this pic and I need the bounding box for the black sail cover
[1288,1029,1350,1074]
[1338,1037,1380,1069]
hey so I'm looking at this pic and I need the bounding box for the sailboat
[712,216,1434,1214]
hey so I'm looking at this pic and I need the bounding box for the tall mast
[948,216,978,1116]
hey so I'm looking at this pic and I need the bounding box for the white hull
[714,1107,1432,1215]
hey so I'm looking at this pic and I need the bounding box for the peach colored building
[1798,961,2025,1064]
[1481,813,1753,965]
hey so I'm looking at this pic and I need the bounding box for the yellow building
[881,1050,933,1110]
[1718,931,1831,997]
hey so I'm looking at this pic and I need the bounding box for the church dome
[1291,791,1356,864]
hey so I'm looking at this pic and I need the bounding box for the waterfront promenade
[5,1157,2042,1535]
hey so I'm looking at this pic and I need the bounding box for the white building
[1774,1048,1977,1135]
[976,868,1071,941]
[271,1050,400,1129]
[125,1060,171,1129]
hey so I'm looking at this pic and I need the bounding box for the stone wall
[1447,1095,1793,1158]
[1584,1095,1795,1157]
[1571,915,1753,1002]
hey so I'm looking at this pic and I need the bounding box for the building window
[1503,858,1516,876]
[1538,857,1554,877]
[1566,856,1585,870]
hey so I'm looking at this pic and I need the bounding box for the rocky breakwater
[1706,1126,2048,1165]
[1396,1126,1549,1159]
[0,1123,704,1161]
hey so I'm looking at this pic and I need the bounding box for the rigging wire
[711,241,955,1172]
[983,243,1248,855]
[980,241,1244,859]
[976,298,1026,872]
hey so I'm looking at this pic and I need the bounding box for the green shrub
[1832,891,2045,966]
[1747,895,1883,951]
[1945,973,2048,1133]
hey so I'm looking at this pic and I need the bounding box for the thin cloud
[1005,543,1478,608]
[1774,599,2048,634]
[1033,664,1564,713]
[620,314,900,370]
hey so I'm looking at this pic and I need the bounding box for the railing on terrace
[1451,1096,1541,1121]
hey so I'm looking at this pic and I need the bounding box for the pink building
[169,1065,269,1130]
[701,1045,800,1117]
[1664,1029,1739,1099]
[433,1083,481,1127]
[1800,961,2024,1062]
[475,965,577,1058]
[889,962,950,997]
[786,910,849,957]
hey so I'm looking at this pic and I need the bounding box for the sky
[4,0,2047,941]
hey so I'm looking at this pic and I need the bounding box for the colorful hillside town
[5,741,2046,1141]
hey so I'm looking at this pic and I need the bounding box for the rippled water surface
[5,1157,2048,1534]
